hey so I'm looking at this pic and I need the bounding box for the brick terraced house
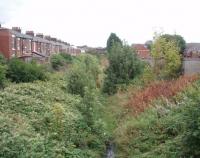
[132,44,151,59]
[0,26,81,62]
[184,43,200,58]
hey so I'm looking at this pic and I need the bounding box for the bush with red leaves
[127,75,198,114]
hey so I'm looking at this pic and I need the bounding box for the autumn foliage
[128,75,198,114]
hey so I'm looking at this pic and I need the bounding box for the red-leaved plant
[127,75,198,114]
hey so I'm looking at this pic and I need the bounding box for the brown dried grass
[127,75,198,114]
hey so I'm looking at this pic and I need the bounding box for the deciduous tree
[151,36,181,78]
[161,34,186,54]
[106,33,122,53]
[103,43,143,94]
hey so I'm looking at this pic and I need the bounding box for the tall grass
[127,75,198,114]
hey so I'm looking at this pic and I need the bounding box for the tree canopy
[161,34,186,54]
[103,43,144,94]
[106,33,122,52]
[151,36,182,78]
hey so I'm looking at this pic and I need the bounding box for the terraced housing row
[0,26,81,62]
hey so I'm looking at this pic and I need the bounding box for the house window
[22,39,26,53]
[11,53,16,57]
[11,35,16,50]
[27,40,31,52]
[17,38,20,50]
[33,42,36,51]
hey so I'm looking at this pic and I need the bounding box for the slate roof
[185,43,200,52]
[11,30,32,39]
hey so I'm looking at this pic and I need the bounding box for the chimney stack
[12,27,21,33]
[51,37,57,42]
[36,33,44,38]
[26,31,34,36]
[44,35,51,40]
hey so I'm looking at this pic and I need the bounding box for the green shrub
[112,78,200,157]
[0,75,107,157]
[181,87,200,157]
[151,35,182,79]
[50,53,73,70]
[103,44,144,94]
[67,64,96,97]
[0,54,7,65]
[60,53,72,63]
[106,33,122,53]
[50,54,65,70]
[6,58,47,83]
[67,54,101,97]
[0,65,7,88]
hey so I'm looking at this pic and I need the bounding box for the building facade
[0,26,81,62]
[184,43,200,58]
[132,44,151,59]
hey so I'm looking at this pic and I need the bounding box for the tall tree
[151,36,181,78]
[161,34,186,54]
[103,43,143,94]
[106,33,122,52]
[145,40,153,50]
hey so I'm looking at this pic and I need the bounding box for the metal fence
[183,58,200,75]
[142,58,200,75]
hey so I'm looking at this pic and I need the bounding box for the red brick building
[0,26,81,62]
[132,44,151,59]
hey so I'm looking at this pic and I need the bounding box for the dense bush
[0,65,7,88]
[67,54,101,97]
[181,83,200,157]
[6,58,47,83]
[103,44,144,94]
[0,54,7,88]
[151,35,182,79]
[113,77,200,157]
[106,33,122,53]
[67,65,95,97]
[50,53,72,70]
[50,54,65,70]
[128,75,197,114]
[161,34,186,54]
[0,77,107,158]
[60,53,73,63]
[0,54,7,65]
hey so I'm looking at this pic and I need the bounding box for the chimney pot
[12,27,21,33]
[36,33,44,38]
[51,37,57,42]
[44,35,51,40]
[26,31,34,36]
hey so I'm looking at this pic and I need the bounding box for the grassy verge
[104,75,199,157]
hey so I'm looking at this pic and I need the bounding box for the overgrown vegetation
[151,35,182,78]
[67,54,101,97]
[161,34,186,54]
[128,75,197,114]
[0,54,7,65]
[0,32,199,158]
[6,58,47,83]
[103,43,144,94]
[0,54,7,88]
[112,78,200,157]
[0,73,107,158]
[106,33,122,53]
[50,53,72,70]
[0,64,7,88]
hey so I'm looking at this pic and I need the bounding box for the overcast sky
[1,0,200,47]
